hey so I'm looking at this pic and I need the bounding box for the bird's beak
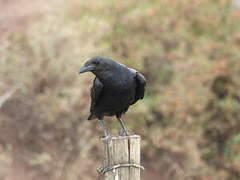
[79,65,95,74]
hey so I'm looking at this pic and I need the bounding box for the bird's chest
[99,81,135,107]
[97,72,136,108]
[103,84,134,99]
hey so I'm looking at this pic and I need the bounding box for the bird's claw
[100,133,111,139]
[119,130,130,136]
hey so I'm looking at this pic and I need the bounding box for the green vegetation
[0,0,240,179]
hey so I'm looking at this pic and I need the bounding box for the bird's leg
[117,118,129,136]
[98,119,110,138]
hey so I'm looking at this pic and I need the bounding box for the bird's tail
[87,113,97,120]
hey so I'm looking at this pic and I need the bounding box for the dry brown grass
[0,0,240,180]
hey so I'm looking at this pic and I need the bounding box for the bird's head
[79,56,116,75]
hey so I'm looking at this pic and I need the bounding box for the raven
[79,56,146,137]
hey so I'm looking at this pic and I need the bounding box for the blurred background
[0,0,240,179]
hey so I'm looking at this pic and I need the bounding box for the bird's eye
[92,61,99,65]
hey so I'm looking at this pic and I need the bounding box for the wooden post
[98,135,143,180]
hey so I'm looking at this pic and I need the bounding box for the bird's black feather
[88,77,103,120]
[132,72,146,104]
[80,56,146,121]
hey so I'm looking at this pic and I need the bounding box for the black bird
[79,56,146,137]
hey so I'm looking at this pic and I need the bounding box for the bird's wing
[135,72,146,100]
[90,77,104,113]
[129,68,146,104]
